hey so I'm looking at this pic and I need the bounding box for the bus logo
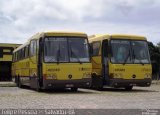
[68,74,72,79]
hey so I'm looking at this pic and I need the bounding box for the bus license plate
[65,84,74,87]
[130,84,136,86]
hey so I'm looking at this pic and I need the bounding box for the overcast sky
[0,0,159,44]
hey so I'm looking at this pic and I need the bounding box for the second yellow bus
[89,34,152,90]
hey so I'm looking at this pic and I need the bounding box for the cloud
[0,0,159,44]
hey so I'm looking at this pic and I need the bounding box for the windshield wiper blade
[123,51,130,65]
[138,59,144,65]
[70,48,82,64]
[56,43,60,64]
[47,44,60,63]
[133,50,144,65]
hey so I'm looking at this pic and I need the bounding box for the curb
[0,82,16,87]
[152,80,160,85]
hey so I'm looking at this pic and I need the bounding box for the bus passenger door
[102,40,109,85]
[29,40,38,89]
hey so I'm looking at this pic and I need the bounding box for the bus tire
[17,76,22,88]
[91,74,103,89]
[36,87,42,92]
[15,76,18,86]
[125,86,133,91]
[71,87,78,92]
[36,81,42,92]
[97,85,103,91]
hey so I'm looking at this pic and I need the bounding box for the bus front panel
[42,63,91,89]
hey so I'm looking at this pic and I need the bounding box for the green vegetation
[148,42,160,79]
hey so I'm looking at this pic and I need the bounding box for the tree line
[148,41,160,79]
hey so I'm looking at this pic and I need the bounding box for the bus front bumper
[43,78,91,89]
[109,78,152,87]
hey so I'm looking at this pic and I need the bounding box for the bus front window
[69,38,90,63]
[44,37,69,62]
[110,39,150,64]
[44,37,90,63]
[111,40,132,64]
[132,41,150,64]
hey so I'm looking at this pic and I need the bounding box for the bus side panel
[91,56,104,88]
[91,56,102,76]
[29,55,38,89]
[19,59,30,86]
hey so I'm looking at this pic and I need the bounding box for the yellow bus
[12,31,92,91]
[89,34,152,90]
[0,43,21,81]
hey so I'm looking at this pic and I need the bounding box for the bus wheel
[17,77,22,88]
[15,76,18,86]
[125,86,133,91]
[71,87,78,92]
[36,83,42,92]
[36,87,42,92]
[97,86,103,91]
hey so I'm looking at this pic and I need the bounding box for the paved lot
[0,84,160,109]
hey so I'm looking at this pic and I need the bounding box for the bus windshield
[44,37,90,63]
[132,41,150,64]
[111,40,150,64]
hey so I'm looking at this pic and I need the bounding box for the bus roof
[29,31,87,40]
[0,43,21,47]
[111,34,146,40]
[89,34,147,42]
[13,31,88,52]
[13,42,29,53]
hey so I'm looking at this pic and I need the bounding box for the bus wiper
[70,48,82,64]
[138,59,144,65]
[47,43,60,63]
[133,50,144,65]
[56,43,60,64]
[123,51,130,65]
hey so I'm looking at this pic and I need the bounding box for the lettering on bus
[114,68,125,72]
[48,68,60,72]
[142,68,151,72]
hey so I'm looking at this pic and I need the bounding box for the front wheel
[36,80,42,92]
[71,87,78,92]
[125,86,133,91]
[17,76,22,88]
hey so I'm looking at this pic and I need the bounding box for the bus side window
[16,52,18,61]
[20,49,22,60]
[92,41,101,56]
[12,53,15,62]
[89,43,93,56]
[37,40,39,52]
[22,48,25,59]
[14,53,16,62]
[25,45,29,58]
[17,51,19,61]
[0,47,3,58]
[15,53,17,61]
[30,40,37,56]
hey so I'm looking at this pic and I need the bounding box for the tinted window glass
[92,42,101,56]
[111,40,131,63]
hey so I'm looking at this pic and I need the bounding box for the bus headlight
[110,73,123,78]
[115,73,122,78]
[145,74,151,78]
[83,73,91,78]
